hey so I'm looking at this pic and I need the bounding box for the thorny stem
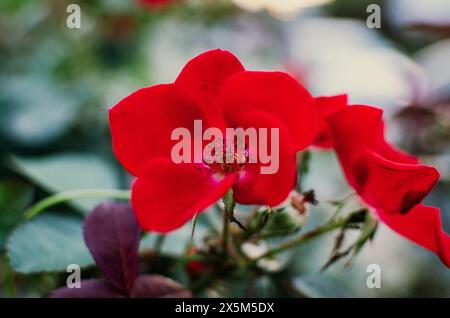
[24,189,131,219]
[150,234,166,266]
[329,192,356,219]
[153,234,166,256]
[251,216,351,264]
[222,210,230,257]
[190,213,199,244]
[296,150,311,192]
[222,190,236,257]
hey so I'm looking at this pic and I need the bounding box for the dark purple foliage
[130,275,192,298]
[83,202,140,293]
[51,279,124,298]
[51,202,191,298]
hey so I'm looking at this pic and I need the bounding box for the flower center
[203,139,250,174]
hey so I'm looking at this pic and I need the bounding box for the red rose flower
[323,103,449,267]
[313,94,348,148]
[109,49,318,232]
[138,0,175,8]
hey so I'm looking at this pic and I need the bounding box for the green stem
[2,258,16,298]
[190,213,199,243]
[252,216,349,263]
[222,190,235,256]
[152,234,166,265]
[24,189,131,220]
[222,208,230,256]
[153,234,166,254]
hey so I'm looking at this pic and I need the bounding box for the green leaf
[263,208,304,237]
[351,211,378,256]
[0,75,80,147]
[321,209,378,271]
[0,181,33,246]
[344,208,369,227]
[10,153,120,213]
[7,213,94,273]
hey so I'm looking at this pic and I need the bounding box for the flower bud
[264,191,311,236]
[185,248,207,278]
[241,242,283,272]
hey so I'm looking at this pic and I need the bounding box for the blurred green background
[0,0,449,297]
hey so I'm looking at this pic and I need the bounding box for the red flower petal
[352,150,439,213]
[328,104,446,266]
[377,205,450,267]
[313,94,347,148]
[328,105,439,213]
[221,71,318,152]
[373,120,418,165]
[138,0,174,8]
[131,158,236,232]
[176,49,244,108]
[327,105,417,186]
[109,84,220,176]
[231,111,297,206]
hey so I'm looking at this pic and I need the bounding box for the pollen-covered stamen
[203,139,251,174]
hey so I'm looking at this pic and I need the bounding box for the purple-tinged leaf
[83,202,140,294]
[50,279,124,298]
[130,275,192,298]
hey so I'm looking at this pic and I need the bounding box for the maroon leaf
[130,275,192,298]
[50,279,125,298]
[83,202,140,294]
